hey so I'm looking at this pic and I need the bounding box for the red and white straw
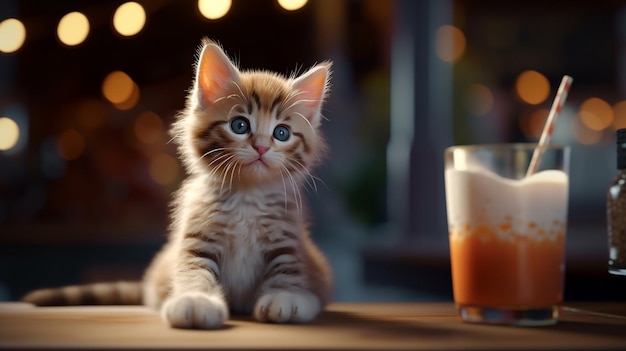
[526,75,573,177]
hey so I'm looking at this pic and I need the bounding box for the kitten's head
[174,39,331,188]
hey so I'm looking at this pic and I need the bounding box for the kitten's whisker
[279,168,288,212]
[287,89,306,99]
[281,98,307,113]
[220,161,232,193]
[282,167,298,214]
[279,90,305,111]
[310,174,328,191]
[208,154,236,185]
[300,173,317,194]
[191,147,229,169]
[231,81,248,103]
[204,147,237,160]
[201,147,227,159]
[214,94,243,104]
[212,96,227,104]
[292,112,316,135]
[287,162,314,192]
[227,160,239,192]
[206,162,223,182]
[297,98,323,104]
[216,156,237,193]
[289,159,327,193]
[294,176,303,216]
[282,165,302,215]
[205,151,231,168]
[283,97,323,112]
[228,103,247,118]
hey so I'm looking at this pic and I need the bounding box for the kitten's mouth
[249,158,269,168]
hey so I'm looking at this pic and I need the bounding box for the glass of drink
[444,143,570,326]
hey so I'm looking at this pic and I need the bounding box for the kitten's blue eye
[273,125,290,142]
[230,117,250,134]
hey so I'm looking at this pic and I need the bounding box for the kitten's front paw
[254,291,321,323]
[161,292,228,329]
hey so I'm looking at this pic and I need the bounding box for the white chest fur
[179,176,299,312]
[214,191,276,312]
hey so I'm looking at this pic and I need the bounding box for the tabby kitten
[22,39,333,329]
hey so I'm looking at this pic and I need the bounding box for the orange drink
[444,144,569,326]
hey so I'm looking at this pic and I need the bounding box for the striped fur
[22,39,333,330]
[22,281,142,306]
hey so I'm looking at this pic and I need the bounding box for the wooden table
[1,302,625,350]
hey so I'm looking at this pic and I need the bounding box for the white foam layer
[445,168,568,239]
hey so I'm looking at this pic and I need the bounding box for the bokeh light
[519,108,549,140]
[572,117,602,145]
[0,117,20,151]
[113,82,140,110]
[515,70,550,105]
[612,100,626,130]
[134,111,164,144]
[57,12,89,46]
[579,97,613,131]
[465,84,494,116]
[0,18,26,53]
[113,2,146,37]
[278,0,308,11]
[150,153,179,185]
[435,25,466,62]
[57,129,85,160]
[102,71,135,105]
[198,0,231,20]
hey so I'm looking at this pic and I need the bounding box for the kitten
[22,38,334,329]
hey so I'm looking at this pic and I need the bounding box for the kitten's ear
[292,62,331,129]
[195,40,240,106]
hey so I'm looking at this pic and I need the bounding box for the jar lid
[618,128,626,143]
[618,129,626,170]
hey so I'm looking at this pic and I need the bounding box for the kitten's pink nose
[254,145,269,156]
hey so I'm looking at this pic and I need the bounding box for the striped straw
[526,75,573,177]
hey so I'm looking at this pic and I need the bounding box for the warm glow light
[579,97,613,131]
[57,129,85,160]
[435,25,466,62]
[113,82,140,110]
[278,0,308,11]
[0,117,20,151]
[150,153,179,185]
[198,0,231,20]
[113,2,146,37]
[0,18,26,53]
[572,117,602,145]
[465,84,494,116]
[519,108,549,140]
[102,71,135,105]
[613,101,626,130]
[516,70,550,105]
[57,12,89,46]
[101,70,140,110]
[134,111,164,144]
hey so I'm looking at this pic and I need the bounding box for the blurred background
[0,0,625,303]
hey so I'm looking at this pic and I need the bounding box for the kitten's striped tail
[21,281,143,306]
